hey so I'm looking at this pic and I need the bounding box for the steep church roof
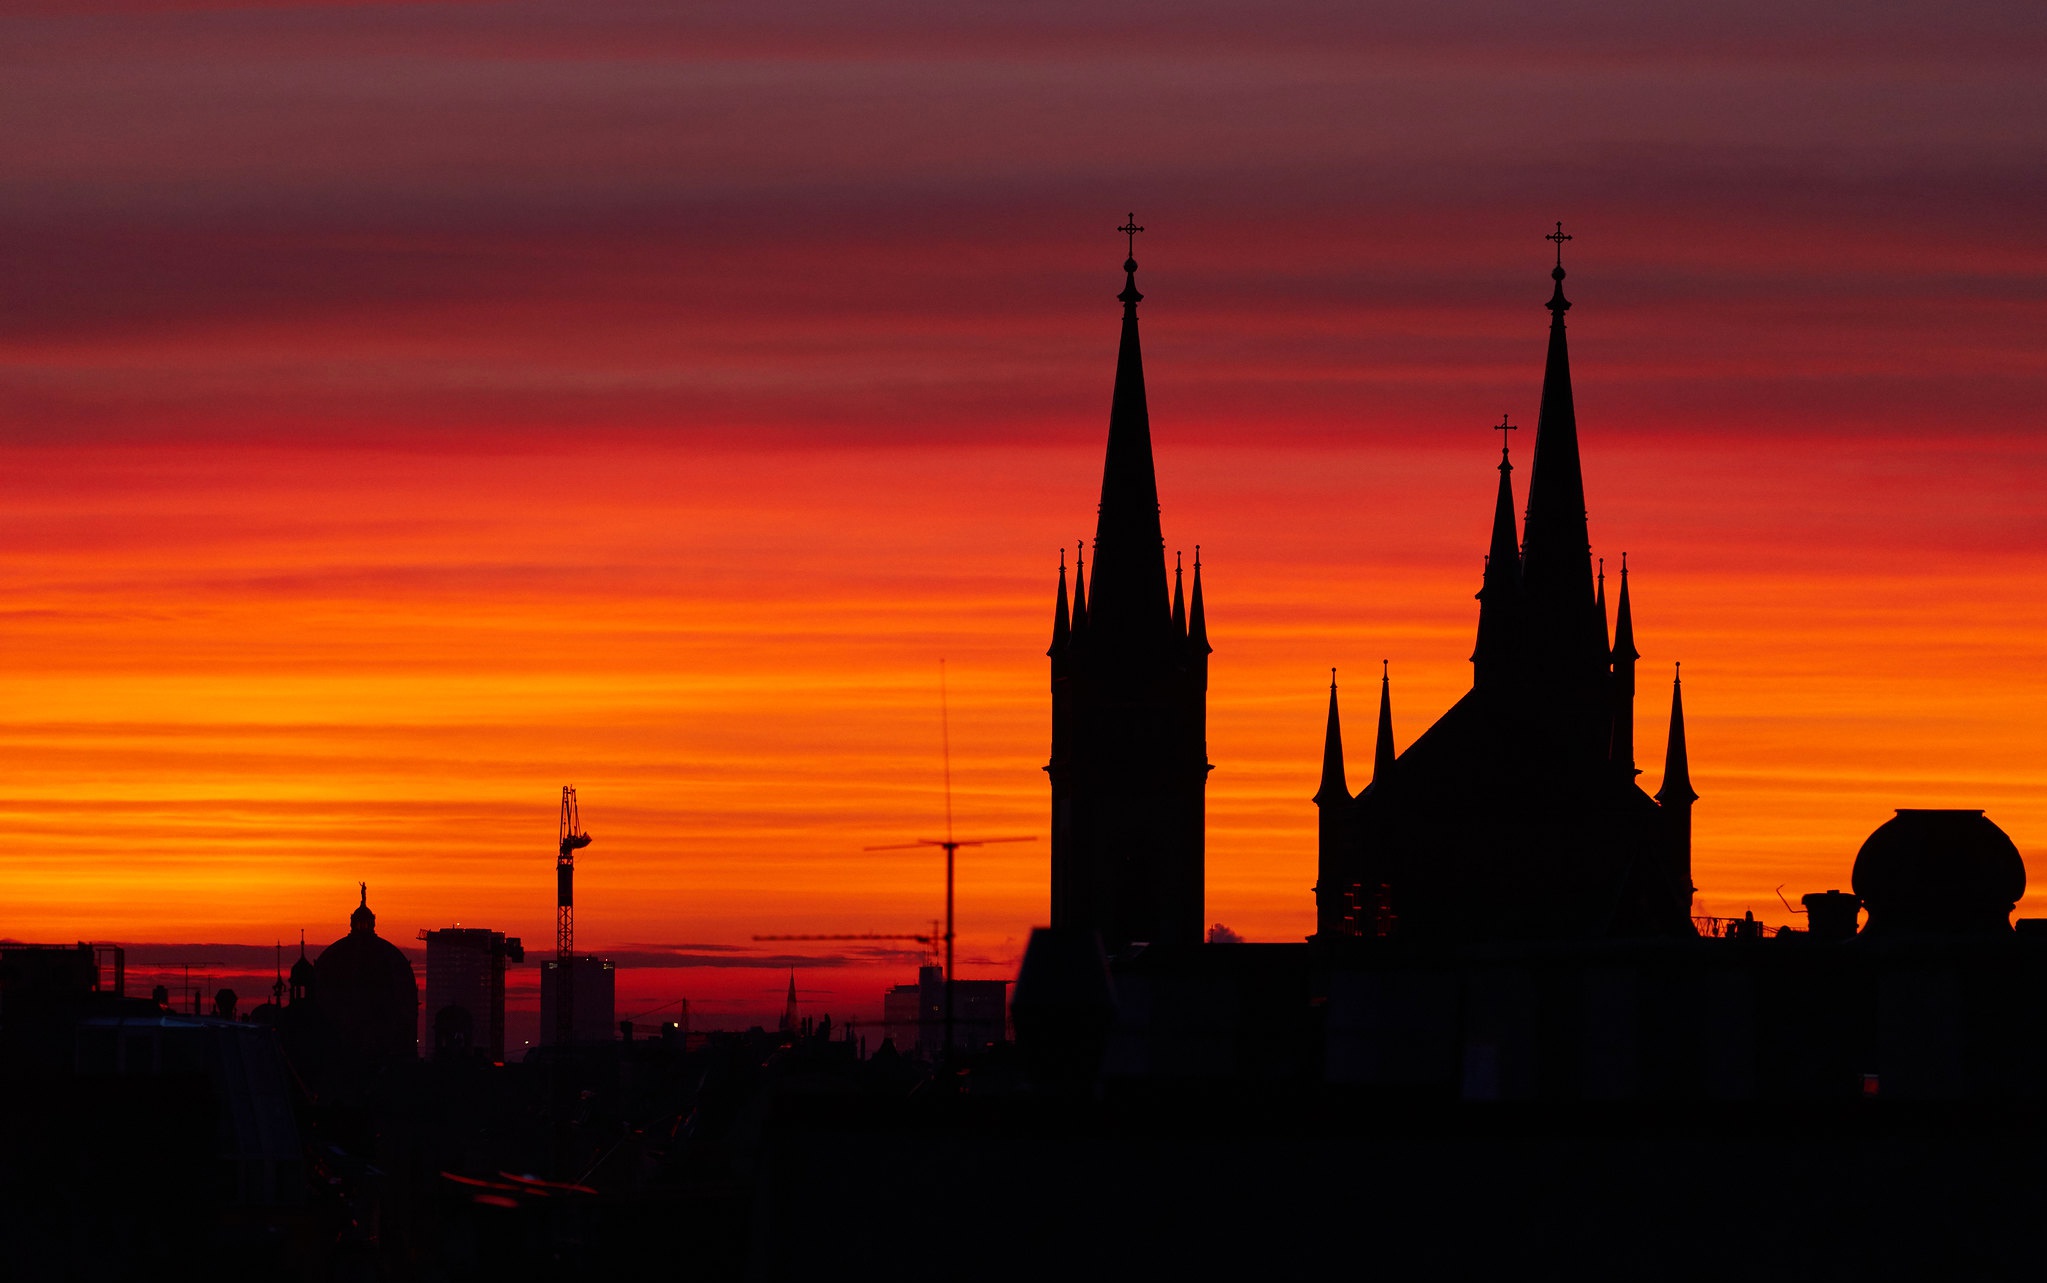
[1084,238,1172,651]
[1517,228,1607,698]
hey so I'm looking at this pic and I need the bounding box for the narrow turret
[1472,436,1521,688]
[1372,661,1396,786]
[1656,663,1699,921]
[1048,547,1071,658]
[1314,671,1348,807]
[1610,554,1640,778]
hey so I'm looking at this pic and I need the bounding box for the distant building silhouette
[312,883,419,1061]
[1047,225,1210,954]
[1854,809,2025,936]
[1313,241,1696,943]
[423,927,524,1061]
[539,954,615,1043]
[882,965,1007,1058]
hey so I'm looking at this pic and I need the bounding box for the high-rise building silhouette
[1313,235,1696,943]
[1047,224,1210,954]
[423,927,523,1062]
[539,954,615,1044]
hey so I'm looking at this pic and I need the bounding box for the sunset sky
[4,1,2044,1037]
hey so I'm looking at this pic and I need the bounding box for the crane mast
[555,786,591,1046]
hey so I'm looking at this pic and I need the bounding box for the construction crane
[866,661,1032,1062]
[556,786,592,1047]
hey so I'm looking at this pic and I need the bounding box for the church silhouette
[1047,221,1697,949]
[1045,217,1210,955]
[1313,226,1698,943]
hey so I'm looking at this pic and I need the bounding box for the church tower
[1047,220,1210,954]
[1312,227,1697,944]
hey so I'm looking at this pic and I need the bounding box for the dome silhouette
[1852,809,2024,936]
[312,883,418,1061]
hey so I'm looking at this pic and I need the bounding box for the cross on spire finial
[1493,413,1517,458]
[1546,220,1572,268]
[1118,213,1144,260]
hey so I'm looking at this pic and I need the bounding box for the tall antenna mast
[941,659,954,847]
[866,661,1032,1064]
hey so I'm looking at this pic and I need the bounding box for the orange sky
[3,1,2044,1033]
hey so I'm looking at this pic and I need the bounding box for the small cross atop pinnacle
[1546,220,1572,269]
[1493,413,1517,455]
[1119,213,1144,260]
[1117,214,1145,307]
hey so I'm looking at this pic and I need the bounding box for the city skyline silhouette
[3,2,2042,1036]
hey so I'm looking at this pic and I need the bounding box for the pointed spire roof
[1071,540,1088,630]
[1656,664,1698,805]
[1171,550,1187,638]
[1188,545,1211,655]
[1373,660,1396,783]
[1314,670,1348,806]
[1049,548,1071,656]
[1518,224,1603,673]
[1087,221,1172,646]
[1612,554,1639,664]
[1472,435,1521,680]
[1597,557,1609,652]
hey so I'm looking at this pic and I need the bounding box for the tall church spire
[1188,546,1211,657]
[1610,554,1640,777]
[1473,427,1521,687]
[1087,217,1171,648]
[1518,223,1603,686]
[1314,670,1347,806]
[1372,661,1396,784]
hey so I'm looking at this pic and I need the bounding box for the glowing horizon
[4,1,2043,1029]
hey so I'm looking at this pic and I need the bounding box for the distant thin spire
[1049,547,1071,656]
[1655,663,1698,806]
[1172,550,1187,639]
[1372,660,1396,784]
[1314,669,1348,806]
[781,969,799,1034]
[1188,545,1211,655]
